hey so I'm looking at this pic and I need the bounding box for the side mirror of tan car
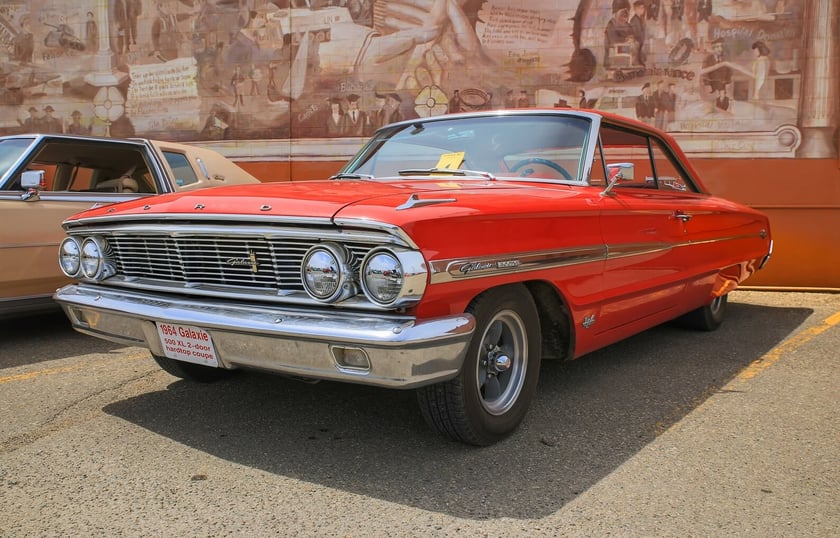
[20,170,45,202]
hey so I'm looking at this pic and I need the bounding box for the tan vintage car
[0,134,260,318]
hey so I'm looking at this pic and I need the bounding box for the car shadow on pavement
[103,301,811,520]
[0,310,125,368]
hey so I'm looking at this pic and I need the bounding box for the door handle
[674,211,691,222]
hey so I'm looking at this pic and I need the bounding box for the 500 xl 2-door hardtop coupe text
[53,110,772,445]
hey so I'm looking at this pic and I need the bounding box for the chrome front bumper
[54,284,475,389]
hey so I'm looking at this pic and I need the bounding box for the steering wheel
[508,158,573,180]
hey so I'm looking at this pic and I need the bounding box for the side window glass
[163,151,199,187]
[650,139,696,192]
[599,125,654,188]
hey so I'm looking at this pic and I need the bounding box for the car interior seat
[95,165,139,193]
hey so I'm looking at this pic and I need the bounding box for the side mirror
[21,169,45,189]
[601,162,634,195]
[20,170,45,201]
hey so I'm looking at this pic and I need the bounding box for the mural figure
[751,40,771,100]
[113,0,129,54]
[635,82,655,124]
[231,65,246,106]
[67,110,91,134]
[41,105,63,133]
[343,94,367,136]
[629,0,647,66]
[20,106,40,132]
[325,96,344,137]
[12,16,35,63]
[126,0,142,48]
[604,7,633,68]
[151,1,181,62]
[714,87,730,111]
[85,11,98,52]
[701,38,731,94]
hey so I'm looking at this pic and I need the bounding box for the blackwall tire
[674,294,728,331]
[417,284,541,446]
[152,354,236,383]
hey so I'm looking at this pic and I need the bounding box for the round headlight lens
[302,247,341,300]
[80,237,104,279]
[59,237,81,277]
[362,251,403,305]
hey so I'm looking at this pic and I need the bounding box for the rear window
[163,151,199,187]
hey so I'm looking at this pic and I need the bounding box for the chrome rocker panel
[54,284,475,389]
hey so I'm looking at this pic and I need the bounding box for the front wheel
[417,285,542,446]
[152,354,236,383]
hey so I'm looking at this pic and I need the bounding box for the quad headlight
[301,243,356,302]
[59,236,115,281]
[59,237,81,277]
[301,243,427,308]
[361,250,403,305]
[81,237,106,279]
[360,248,427,308]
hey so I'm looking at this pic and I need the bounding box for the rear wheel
[674,294,728,331]
[152,354,236,382]
[417,285,542,446]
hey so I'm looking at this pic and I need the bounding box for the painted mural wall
[0,0,837,159]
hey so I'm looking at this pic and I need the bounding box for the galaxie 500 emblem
[459,259,521,275]
[226,250,259,273]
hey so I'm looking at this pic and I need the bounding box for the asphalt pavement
[0,290,837,536]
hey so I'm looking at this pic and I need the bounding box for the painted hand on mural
[362,0,488,89]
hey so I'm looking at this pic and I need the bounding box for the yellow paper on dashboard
[435,152,465,170]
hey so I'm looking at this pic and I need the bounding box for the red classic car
[53,110,772,445]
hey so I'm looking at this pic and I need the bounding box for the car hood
[63,178,580,226]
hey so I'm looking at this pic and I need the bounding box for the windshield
[0,138,35,187]
[342,114,591,182]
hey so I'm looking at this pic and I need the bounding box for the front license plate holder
[155,322,219,367]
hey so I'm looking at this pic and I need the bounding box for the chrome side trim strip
[429,246,607,284]
[428,231,768,284]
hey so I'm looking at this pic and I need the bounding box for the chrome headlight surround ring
[58,237,82,278]
[300,242,357,303]
[79,236,116,281]
[360,248,427,309]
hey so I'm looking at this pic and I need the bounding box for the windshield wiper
[397,168,496,180]
[329,173,375,180]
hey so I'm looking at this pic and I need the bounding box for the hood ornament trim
[396,193,457,211]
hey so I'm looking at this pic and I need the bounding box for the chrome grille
[103,232,387,295]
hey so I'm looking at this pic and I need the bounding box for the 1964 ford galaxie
[53,110,772,445]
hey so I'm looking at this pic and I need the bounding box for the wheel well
[525,281,573,361]
[461,281,574,361]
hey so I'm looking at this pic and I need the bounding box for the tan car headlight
[59,237,82,277]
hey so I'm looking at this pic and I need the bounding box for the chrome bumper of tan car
[54,284,475,389]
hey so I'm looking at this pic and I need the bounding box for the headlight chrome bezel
[301,242,357,303]
[360,248,427,308]
[61,235,115,282]
[80,236,105,279]
[58,237,82,277]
